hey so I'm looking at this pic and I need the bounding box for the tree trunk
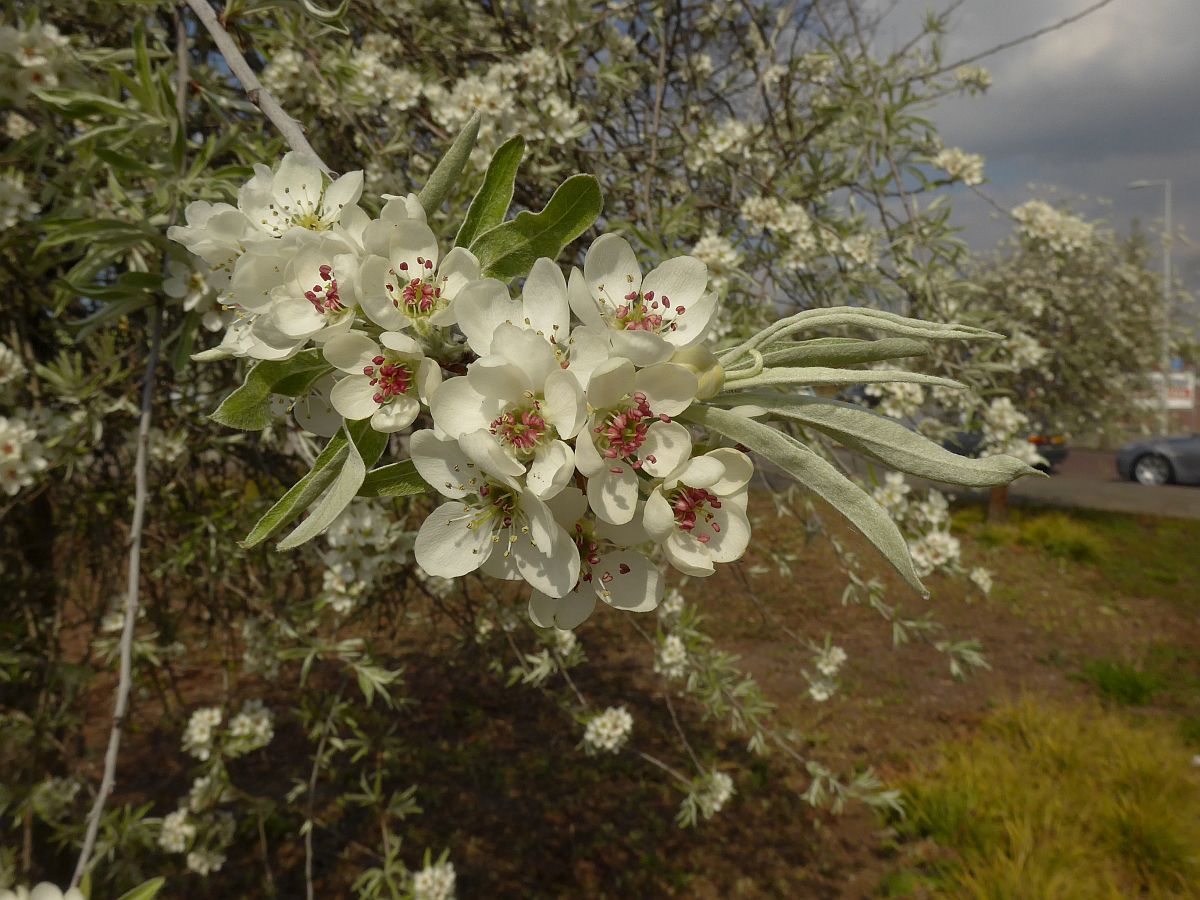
[988,485,1009,525]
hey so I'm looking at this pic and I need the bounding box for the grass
[1079,659,1162,705]
[890,700,1200,898]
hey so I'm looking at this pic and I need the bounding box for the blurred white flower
[583,706,633,753]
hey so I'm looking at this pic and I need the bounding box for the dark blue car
[1116,434,1200,485]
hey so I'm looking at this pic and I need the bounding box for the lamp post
[1128,178,1172,435]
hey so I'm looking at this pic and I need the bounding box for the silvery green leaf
[716,393,1039,487]
[114,878,167,900]
[681,405,927,595]
[417,111,481,217]
[754,337,929,369]
[277,421,388,550]
[241,432,349,548]
[358,460,430,497]
[211,350,333,431]
[456,135,525,248]
[724,367,963,391]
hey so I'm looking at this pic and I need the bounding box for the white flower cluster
[0,169,40,230]
[181,700,274,762]
[739,195,819,270]
[969,566,993,596]
[1011,200,1095,255]
[690,230,742,295]
[320,500,405,614]
[1006,330,1049,371]
[874,473,962,577]
[182,707,222,761]
[0,341,25,387]
[158,808,196,853]
[163,259,229,333]
[908,529,962,578]
[582,705,633,754]
[0,414,48,497]
[0,21,70,103]
[696,770,735,818]
[872,472,911,516]
[807,642,847,702]
[980,396,1045,467]
[686,118,752,170]
[0,885,83,900]
[411,860,457,900]
[953,65,992,94]
[932,147,985,186]
[654,633,688,680]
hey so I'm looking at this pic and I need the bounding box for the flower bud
[670,345,724,399]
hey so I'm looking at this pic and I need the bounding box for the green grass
[889,700,1200,898]
[1079,659,1162,705]
[956,505,1200,608]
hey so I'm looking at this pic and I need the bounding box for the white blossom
[186,848,226,876]
[158,808,196,853]
[182,707,222,761]
[1012,200,1094,254]
[411,860,456,900]
[654,634,687,680]
[0,169,40,229]
[933,147,984,185]
[0,886,83,900]
[814,645,847,678]
[969,566,993,595]
[583,706,633,753]
[0,414,48,497]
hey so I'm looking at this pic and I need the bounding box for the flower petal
[529,587,596,630]
[410,429,483,499]
[414,500,494,577]
[546,485,588,527]
[635,362,698,417]
[370,395,419,433]
[664,530,715,576]
[543,369,585,439]
[454,278,521,356]
[567,265,603,329]
[437,246,482,302]
[586,357,636,410]
[324,331,380,374]
[663,290,717,348]
[676,454,726,489]
[707,447,755,494]
[610,330,674,366]
[459,428,524,484]
[527,440,575,499]
[357,255,407,330]
[319,169,364,224]
[587,463,639,525]
[330,375,379,421]
[642,488,676,541]
[513,522,580,598]
[706,504,751,564]
[584,233,641,307]
[428,377,493,439]
[521,257,570,343]
[493,322,559,388]
[641,255,707,311]
[593,550,662,612]
[639,420,692,478]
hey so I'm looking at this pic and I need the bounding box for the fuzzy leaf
[277,422,389,550]
[417,111,481,217]
[717,393,1040,487]
[724,367,963,391]
[756,337,930,368]
[471,174,603,281]
[456,135,526,248]
[115,878,167,900]
[241,433,349,548]
[210,351,333,431]
[682,405,927,595]
[358,460,430,498]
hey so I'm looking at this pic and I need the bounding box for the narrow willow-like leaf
[723,367,963,391]
[210,350,332,431]
[716,393,1040,487]
[114,877,167,900]
[681,405,927,595]
[358,460,430,498]
[455,135,526,249]
[417,111,481,217]
[241,433,349,548]
[277,422,389,550]
[470,174,603,281]
[751,337,930,369]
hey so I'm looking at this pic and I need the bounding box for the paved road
[1002,449,1200,521]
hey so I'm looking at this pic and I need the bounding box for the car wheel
[1132,454,1172,486]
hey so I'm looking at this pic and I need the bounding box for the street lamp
[1128,178,1172,435]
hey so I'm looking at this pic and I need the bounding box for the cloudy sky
[873,0,1200,295]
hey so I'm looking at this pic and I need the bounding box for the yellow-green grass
[889,699,1200,898]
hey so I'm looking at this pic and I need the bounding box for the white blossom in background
[690,230,742,295]
[686,118,751,170]
[0,414,48,497]
[953,64,992,93]
[186,848,226,876]
[911,489,950,530]
[0,341,25,386]
[1011,200,1094,254]
[908,529,962,577]
[4,111,35,140]
[658,587,686,621]
[814,644,847,678]
[182,707,222,761]
[864,380,924,420]
[583,706,633,754]
[552,628,577,657]
[158,808,196,853]
[163,259,228,332]
[654,634,688,680]
[980,396,1046,467]
[697,770,735,818]
[0,169,40,229]
[969,566,994,595]
[411,860,457,900]
[872,472,911,516]
[1007,330,1049,370]
[227,699,274,757]
[808,680,834,703]
[0,21,71,102]
[0,886,83,900]
[932,147,984,185]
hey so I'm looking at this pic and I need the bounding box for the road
[1002,449,1200,521]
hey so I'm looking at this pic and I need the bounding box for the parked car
[1116,434,1200,485]
[943,429,1069,472]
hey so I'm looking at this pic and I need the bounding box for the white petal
[330,375,379,421]
[267,297,326,339]
[454,278,522,356]
[641,255,707,312]
[319,170,364,224]
[707,448,755,494]
[493,322,559,388]
[546,485,588,527]
[586,357,635,410]
[467,356,531,402]
[527,440,575,499]
[567,265,603,329]
[371,396,419,433]
[292,376,342,436]
[513,523,580,598]
[573,425,606,477]
[414,500,494,577]
[437,246,482,302]
[565,325,611,386]
[635,363,698,417]
[595,506,651,546]
[357,255,407,329]
[481,545,523,581]
[664,530,715,577]
[638,420,692,477]
[642,488,676,542]
[379,331,422,356]
[593,550,662,612]
[676,454,726,489]
[324,331,380,373]
[385,220,440,277]
[542,369,585,439]
[410,429,482,499]
[428,377,492,439]
[706,504,751,564]
[663,290,717,348]
[521,257,570,343]
[610,329,674,366]
[459,428,524,483]
[272,152,324,220]
[587,463,639,525]
[416,356,443,405]
[530,587,596,630]
[584,233,641,307]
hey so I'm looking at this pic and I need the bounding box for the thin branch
[182,0,333,173]
[933,0,1121,76]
